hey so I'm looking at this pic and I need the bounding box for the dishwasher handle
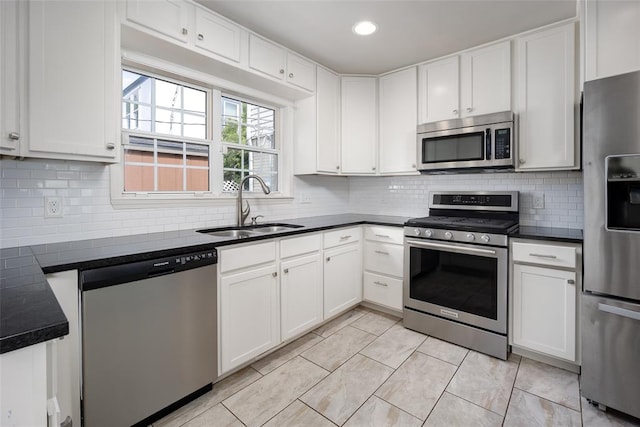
[81,249,217,291]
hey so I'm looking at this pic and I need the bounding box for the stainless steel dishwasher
[80,249,217,427]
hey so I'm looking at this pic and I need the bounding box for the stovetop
[405,215,518,234]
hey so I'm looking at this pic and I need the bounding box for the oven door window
[421,132,485,164]
[409,247,498,319]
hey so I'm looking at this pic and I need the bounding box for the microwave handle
[485,129,492,160]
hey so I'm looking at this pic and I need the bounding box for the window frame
[111,58,293,207]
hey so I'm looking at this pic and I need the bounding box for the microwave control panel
[494,128,511,159]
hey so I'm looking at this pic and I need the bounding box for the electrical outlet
[300,193,312,204]
[45,196,63,218]
[532,192,545,209]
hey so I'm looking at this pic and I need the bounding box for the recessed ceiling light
[353,21,377,36]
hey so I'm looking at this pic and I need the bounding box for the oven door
[404,238,507,333]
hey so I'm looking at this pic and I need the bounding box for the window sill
[111,193,294,209]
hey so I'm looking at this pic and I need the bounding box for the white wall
[0,158,350,248]
[0,158,583,248]
[349,171,583,229]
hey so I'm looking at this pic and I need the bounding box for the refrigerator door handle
[598,303,640,321]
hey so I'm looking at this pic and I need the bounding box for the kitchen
[0,0,639,426]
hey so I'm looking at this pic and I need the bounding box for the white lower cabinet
[219,264,279,374]
[280,233,323,341]
[362,226,404,311]
[323,241,362,318]
[510,239,582,365]
[281,253,323,340]
[0,343,47,427]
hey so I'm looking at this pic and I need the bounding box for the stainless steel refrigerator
[582,70,640,419]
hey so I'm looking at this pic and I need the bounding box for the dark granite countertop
[1,247,69,354]
[510,226,583,243]
[1,214,407,354]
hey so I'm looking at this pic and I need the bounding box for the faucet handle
[251,215,264,225]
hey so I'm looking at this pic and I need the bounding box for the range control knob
[424,229,433,238]
[413,228,422,236]
[444,231,453,240]
[466,233,476,242]
[481,234,491,243]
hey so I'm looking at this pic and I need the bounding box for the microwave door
[420,131,486,169]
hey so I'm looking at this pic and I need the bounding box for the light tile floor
[155,307,640,427]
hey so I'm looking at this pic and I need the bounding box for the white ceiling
[196,0,577,75]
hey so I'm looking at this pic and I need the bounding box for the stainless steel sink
[197,223,303,238]
[205,229,256,238]
[250,224,303,233]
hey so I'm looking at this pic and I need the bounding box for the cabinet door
[220,265,279,374]
[28,0,118,161]
[194,8,242,63]
[341,77,377,174]
[460,41,511,117]
[126,0,191,43]
[379,67,418,174]
[281,253,323,340]
[516,24,576,170]
[324,244,362,318]
[418,56,459,123]
[286,52,315,92]
[585,0,640,81]
[512,264,576,361]
[316,67,341,173]
[249,34,285,80]
[0,0,20,153]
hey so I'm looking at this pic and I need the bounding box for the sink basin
[250,224,303,233]
[205,229,256,238]
[197,223,303,238]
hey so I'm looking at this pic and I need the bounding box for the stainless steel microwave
[417,111,515,172]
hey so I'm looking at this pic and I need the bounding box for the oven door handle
[406,239,497,256]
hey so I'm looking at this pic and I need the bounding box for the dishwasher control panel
[81,249,217,291]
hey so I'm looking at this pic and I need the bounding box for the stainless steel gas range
[403,191,519,360]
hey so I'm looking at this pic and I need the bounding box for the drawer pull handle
[326,257,331,262]
[340,235,352,240]
[529,253,557,259]
[598,303,640,321]
[373,281,388,287]
[283,268,289,274]
[375,250,389,255]
[272,272,277,278]
[375,234,390,238]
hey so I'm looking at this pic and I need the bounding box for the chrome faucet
[237,175,271,227]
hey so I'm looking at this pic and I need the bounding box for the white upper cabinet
[126,0,192,44]
[317,67,341,173]
[249,35,315,91]
[286,52,316,92]
[0,0,20,154]
[516,23,577,171]
[27,0,119,161]
[418,56,459,123]
[341,76,377,174]
[460,41,511,116]
[418,41,511,124]
[194,7,242,63]
[379,67,418,174]
[249,34,286,80]
[585,0,640,81]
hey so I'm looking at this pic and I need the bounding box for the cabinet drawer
[365,226,404,245]
[364,242,404,277]
[323,227,362,249]
[219,241,276,273]
[363,272,403,311]
[280,233,321,258]
[512,242,576,269]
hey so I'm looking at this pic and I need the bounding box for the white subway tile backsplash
[0,158,583,248]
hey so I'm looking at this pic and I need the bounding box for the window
[221,97,278,193]
[118,68,282,200]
